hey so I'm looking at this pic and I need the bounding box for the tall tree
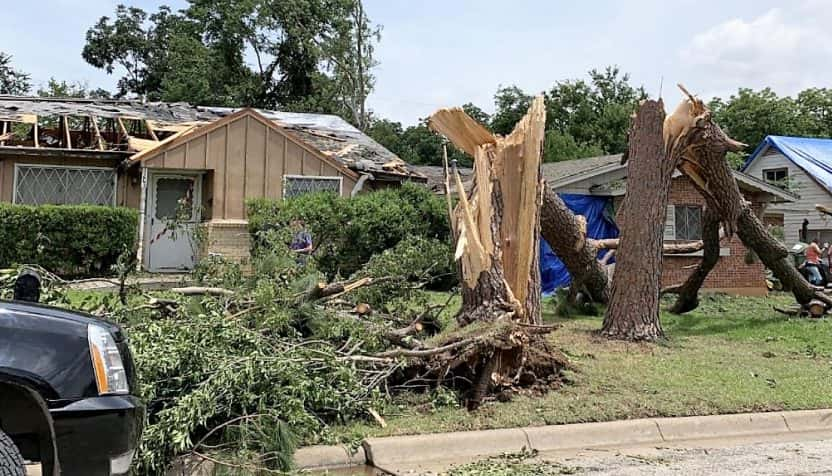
[0,52,31,95]
[708,88,805,150]
[82,0,380,122]
[490,85,532,135]
[601,99,672,341]
[546,66,646,157]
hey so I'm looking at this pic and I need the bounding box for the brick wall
[661,176,766,295]
[203,220,252,266]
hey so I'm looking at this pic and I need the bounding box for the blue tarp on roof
[540,194,619,295]
[743,136,832,194]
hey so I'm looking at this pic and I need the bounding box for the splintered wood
[429,96,545,323]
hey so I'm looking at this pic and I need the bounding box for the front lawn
[325,292,832,444]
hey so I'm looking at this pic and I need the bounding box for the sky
[2,0,831,126]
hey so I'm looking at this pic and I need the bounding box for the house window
[283,175,342,198]
[763,168,789,190]
[674,205,702,241]
[14,165,116,206]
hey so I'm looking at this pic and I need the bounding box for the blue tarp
[743,136,832,194]
[540,194,619,295]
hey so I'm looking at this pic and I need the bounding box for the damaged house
[0,96,425,272]
[416,154,796,297]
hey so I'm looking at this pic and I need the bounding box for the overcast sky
[2,0,830,125]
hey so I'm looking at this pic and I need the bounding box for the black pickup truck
[0,292,144,475]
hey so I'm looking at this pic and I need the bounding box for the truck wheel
[0,429,25,476]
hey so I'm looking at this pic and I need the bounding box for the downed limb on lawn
[383,96,569,408]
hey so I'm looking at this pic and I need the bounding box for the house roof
[410,165,474,194]
[0,96,424,181]
[742,135,832,195]
[415,153,794,203]
[541,154,624,188]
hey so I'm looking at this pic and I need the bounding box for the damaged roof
[410,165,474,194]
[0,96,424,180]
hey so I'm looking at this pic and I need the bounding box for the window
[283,176,342,198]
[763,168,789,190]
[674,205,702,241]
[14,165,116,206]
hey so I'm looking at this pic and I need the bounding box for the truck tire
[0,430,24,476]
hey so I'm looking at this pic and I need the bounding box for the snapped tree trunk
[541,186,611,303]
[667,86,832,311]
[601,99,672,341]
[426,97,568,408]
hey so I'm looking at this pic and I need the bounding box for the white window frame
[13,163,118,207]
[282,175,343,199]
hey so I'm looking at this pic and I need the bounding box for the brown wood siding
[0,155,132,204]
[245,116,267,199]
[140,113,357,219]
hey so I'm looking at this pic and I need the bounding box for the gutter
[351,173,373,197]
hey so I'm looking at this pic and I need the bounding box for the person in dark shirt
[290,219,313,264]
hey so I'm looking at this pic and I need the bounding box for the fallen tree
[539,185,707,306]
[540,186,611,303]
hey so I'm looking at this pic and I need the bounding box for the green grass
[322,292,832,445]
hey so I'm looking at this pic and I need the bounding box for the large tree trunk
[427,97,568,408]
[540,186,610,303]
[665,206,721,314]
[667,86,832,311]
[601,100,672,340]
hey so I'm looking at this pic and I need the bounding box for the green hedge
[247,183,451,278]
[0,204,139,277]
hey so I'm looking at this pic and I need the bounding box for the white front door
[145,173,202,272]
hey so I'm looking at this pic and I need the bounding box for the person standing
[803,238,824,285]
[290,219,313,264]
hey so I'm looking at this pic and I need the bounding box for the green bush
[0,204,138,277]
[248,183,451,278]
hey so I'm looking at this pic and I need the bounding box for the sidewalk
[295,409,832,475]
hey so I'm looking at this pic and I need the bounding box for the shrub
[350,235,456,310]
[0,204,138,277]
[247,183,451,278]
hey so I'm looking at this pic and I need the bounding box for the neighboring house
[0,96,424,272]
[542,155,796,296]
[742,136,832,245]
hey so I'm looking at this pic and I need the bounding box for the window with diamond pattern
[674,205,703,241]
[15,165,116,206]
[283,176,341,198]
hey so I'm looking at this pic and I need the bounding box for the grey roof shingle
[540,154,623,185]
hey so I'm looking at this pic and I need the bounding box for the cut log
[807,299,826,318]
[602,99,672,341]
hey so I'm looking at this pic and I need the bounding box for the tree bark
[427,97,568,408]
[665,206,721,314]
[668,86,832,311]
[540,186,610,303]
[601,100,671,341]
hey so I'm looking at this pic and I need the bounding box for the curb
[294,409,832,471]
[293,445,366,471]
